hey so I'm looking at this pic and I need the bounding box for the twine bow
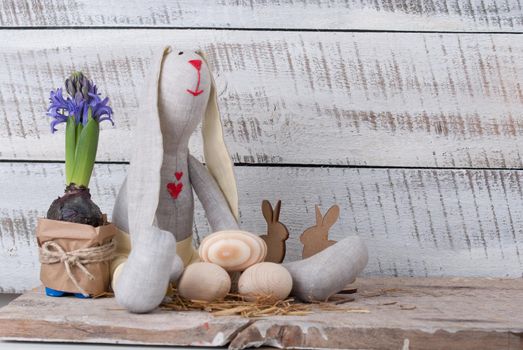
[39,239,116,296]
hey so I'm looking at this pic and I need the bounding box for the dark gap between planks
[0,26,522,35]
[1,159,522,171]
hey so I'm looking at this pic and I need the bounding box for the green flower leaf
[75,122,84,145]
[71,109,99,187]
[65,116,76,185]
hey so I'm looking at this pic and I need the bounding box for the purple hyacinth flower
[47,88,70,133]
[47,72,114,133]
[87,92,114,125]
[66,71,97,101]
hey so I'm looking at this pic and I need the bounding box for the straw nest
[158,285,365,318]
[94,286,367,318]
[161,292,311,318]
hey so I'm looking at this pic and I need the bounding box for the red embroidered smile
[187,59,204,96]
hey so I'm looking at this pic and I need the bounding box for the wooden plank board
[0,277,522,349]
[230,277,523,350]
[0,286,251,348]
[2,30,523,168]
[1,0,522,32]
[1,162,522,293]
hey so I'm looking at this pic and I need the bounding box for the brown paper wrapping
[36,218,118,295]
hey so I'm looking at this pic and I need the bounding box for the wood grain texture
[1,278,522,349]
[0,287,251,348]
[230,277,523,350]
[0,0,522,32]
[1,30,523,168]
[1,162,522,293]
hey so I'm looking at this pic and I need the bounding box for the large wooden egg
[238,262,293,301]
[199,230,267,272]
[177,262,231,301]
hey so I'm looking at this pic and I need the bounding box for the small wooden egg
[177,262,231,302]
[199,230,267,272]
[238,262,293,301]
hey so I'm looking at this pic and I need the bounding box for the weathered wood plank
[1,0,522,32]
[230,277,523,350]
[0,287,251,348]
[1,30,523,168]
[1,162,522,293]
[1,278,522,349]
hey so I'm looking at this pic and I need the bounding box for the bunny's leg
[113,225,180,313]
[283,236,368,302]
[188,155,239,231]
[110,178,184,313]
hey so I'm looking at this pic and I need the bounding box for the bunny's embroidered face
[158,50,212,153]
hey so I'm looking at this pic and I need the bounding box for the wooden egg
[177,262,231,301]
[238,262,293,301]
[199,230,267,272]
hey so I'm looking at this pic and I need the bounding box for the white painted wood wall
[1,0,522,293]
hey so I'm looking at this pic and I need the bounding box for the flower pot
[36,218,118,296]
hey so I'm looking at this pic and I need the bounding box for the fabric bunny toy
[110,46,368,311]
[110,46,240,313]
[300,205,339,259]
[259,200,289,263]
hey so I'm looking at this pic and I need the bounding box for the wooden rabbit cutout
[300,204,340,259]
[259,200,289,263]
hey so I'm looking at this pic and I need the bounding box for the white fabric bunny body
[110,47,239,313]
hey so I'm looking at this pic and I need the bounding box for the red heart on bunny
[167,182,183,199]
[175,172,183,181]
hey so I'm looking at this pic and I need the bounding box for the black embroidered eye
[178,51,184,55]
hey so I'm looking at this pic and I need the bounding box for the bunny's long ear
[198,51,239,220]
[273,200,282,222]
[322,205,340,229]
[126,46,170,234]
[262,200,273,223]
[315,205,323,226]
